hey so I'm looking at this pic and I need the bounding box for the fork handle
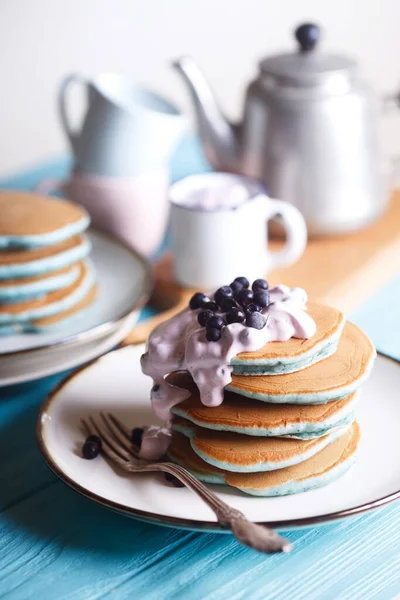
[132,461,291,554]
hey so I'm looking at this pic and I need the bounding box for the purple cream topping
[141,284,316,424]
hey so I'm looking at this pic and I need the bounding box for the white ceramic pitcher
[59,73,186,177]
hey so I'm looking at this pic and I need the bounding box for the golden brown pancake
[169,371,357,436]
[0,262,89,315]
[0,263,79,288]
[0,191,87,236]
[0,235,85,266]
[168,422,360,495]
[233,302,343,363]
[228,321,375,403]
[32,284,98,328]
[171,415,348,471]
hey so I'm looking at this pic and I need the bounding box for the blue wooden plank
[0,144,400,600]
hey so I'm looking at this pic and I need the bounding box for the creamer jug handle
[58,73,90,153]
[263,198,307,270]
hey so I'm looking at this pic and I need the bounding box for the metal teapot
[173,23,399,235]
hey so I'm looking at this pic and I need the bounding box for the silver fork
[81,413,292,554]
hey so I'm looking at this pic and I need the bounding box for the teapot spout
[172,56,240,171]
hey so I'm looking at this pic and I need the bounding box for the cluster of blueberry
[189,277,270,341]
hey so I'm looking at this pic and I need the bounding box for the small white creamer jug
[169,173,307,289]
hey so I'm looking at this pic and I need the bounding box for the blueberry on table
[219,297,237,312]
[189,292,210,310]
[214,286,233,306]
[82,435,102,459]
[252,278,269,291]
[253,290,270,308]
[207,315,226,330]
[131,427,144,447]
[164,472,185,487]
[246,312,267,330]
[236,288,254,306]
[226,308,246,324]
[234,276,250,288]
[206,327,222,341]
[245,303,262,314]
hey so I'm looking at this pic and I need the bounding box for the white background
[1,0,400,176]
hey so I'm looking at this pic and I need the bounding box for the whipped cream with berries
[141,284,316,422]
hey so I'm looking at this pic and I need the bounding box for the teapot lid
[259,24,356,86]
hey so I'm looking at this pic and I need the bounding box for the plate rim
[36,346,400,531]
[0,229,153,357]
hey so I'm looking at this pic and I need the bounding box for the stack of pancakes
[0,191,97,334]
[167,303,376,496]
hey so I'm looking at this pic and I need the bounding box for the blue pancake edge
[0,259,95,326]
[172,420,349,473]
[0,236,92,279]
[0,264,81,301]
[0,214,90,249]
[231,322,344,375]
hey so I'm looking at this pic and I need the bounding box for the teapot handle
[58,73,89,153]
[264,198,307,270]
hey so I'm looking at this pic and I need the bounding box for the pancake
[171,416,349,472]
[231,303,345,375]
[0,263,81,302]
[227,321,376,404]
[167,422,360,496]
[169,371,358,438]
[0,284,98,334]
[0,191,90,248]
[0,235,91,279]
[0,260,95,324]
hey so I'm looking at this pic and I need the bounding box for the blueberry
[234,276,250,288]
[206,327,222,341]
[236,288,254,306]
[245,303,262,314]
[198,309,214,327]
[82,435,102,459]
[214,286,233,306]
[207,315,226,329]
[219,297,237,312]
[131,427,144,447]
[252,278,269,292]
[246,312,267,330]
[253,290,270,308]
[229,280,243,295]
[86,434,100,444]
[164,472,185,487]
[226,308,246,324]
[189,292,210,310]
[206,301,218,312]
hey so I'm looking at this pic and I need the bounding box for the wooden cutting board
[124,191,400,345]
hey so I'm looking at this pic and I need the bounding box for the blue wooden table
[1,139,400,600]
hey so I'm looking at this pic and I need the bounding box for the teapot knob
[295,23,320,52]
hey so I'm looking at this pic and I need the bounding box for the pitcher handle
[58,73,89,153]
[264,198,307,270]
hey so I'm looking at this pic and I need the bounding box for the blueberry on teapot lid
[295,23,320,53]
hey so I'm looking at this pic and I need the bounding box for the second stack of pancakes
[167,302,376,496]
[0,191,98,334]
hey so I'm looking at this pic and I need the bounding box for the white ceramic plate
[37,344,400,531]
[0,230,151,385]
